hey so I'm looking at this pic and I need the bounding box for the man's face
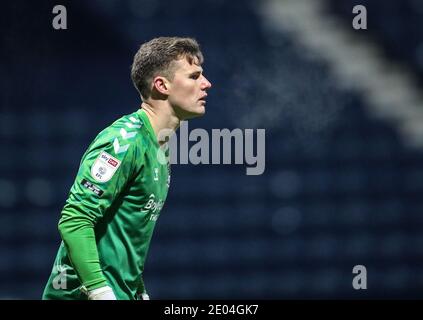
[167,56,212,120]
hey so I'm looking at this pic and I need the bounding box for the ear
[152,76,170,96]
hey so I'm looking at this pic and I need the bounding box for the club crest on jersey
[91,151,121,183]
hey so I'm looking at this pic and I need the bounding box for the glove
[87,286,117,300]
[139,292,150,300]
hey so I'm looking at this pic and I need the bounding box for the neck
[140,101,181,146]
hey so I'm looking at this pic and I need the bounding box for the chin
[182,107,205,120]
[196,106,206,116]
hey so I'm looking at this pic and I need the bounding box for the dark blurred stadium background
[1,0,423,299]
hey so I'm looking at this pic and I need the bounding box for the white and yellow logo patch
[91,151,121,183]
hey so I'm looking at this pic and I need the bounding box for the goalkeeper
[42,37,212,300]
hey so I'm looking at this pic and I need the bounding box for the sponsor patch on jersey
[81,179,104,196]
[90,151,121,183]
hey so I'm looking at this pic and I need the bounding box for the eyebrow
[188,68,203,76]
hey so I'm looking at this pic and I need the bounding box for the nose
[201,76,212,90]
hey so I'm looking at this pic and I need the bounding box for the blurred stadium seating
[1,0,423,299]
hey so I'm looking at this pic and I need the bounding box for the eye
[189,71,202,80]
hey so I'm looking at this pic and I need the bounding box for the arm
[58,132,138,298]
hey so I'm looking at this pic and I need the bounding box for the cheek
[174,82,196,100]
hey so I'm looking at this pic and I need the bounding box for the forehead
[172,56,203,74]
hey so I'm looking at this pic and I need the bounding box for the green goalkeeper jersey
[42,108,170,300]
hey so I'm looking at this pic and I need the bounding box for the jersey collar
[136,108,160,148]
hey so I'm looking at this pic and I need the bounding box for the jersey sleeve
[58,129,141,291]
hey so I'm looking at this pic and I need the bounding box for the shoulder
[89,112,148,160]
[78,112,148,183]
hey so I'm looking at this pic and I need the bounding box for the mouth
[198,95,207,105]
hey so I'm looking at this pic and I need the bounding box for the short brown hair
[131,37,204,99]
